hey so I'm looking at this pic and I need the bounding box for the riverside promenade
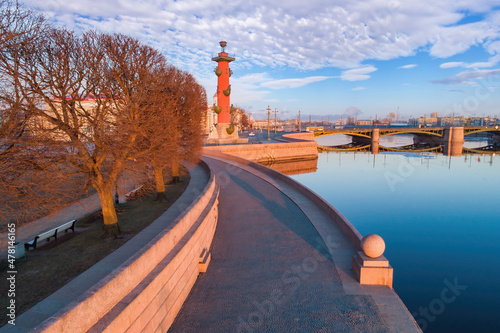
[1,137,421,332]
[169,154,421,332]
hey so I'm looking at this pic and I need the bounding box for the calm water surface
[291,135,500,333]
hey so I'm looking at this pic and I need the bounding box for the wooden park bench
[24,219,77,251]
[125,185,144,200]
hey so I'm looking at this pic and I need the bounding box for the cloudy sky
[24,0,500,120]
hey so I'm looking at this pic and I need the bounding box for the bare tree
[136,65,206,198]
[0,1,69,226]
[133,65,181,201]
[0,0,45,50]
[170,69,206,183]
[235,107,249,130]
[0,4,206,234]
[0,26,167,236]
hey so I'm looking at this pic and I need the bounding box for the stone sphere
[361,234,385,258]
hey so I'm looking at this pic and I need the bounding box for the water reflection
[289,151,500,333]
[261,157,318,175]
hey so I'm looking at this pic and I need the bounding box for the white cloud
[440,56,500,69]
[431,69,500,85]
[352,86,366,91]
[22,0,500,73]
[341,66,377,81]
[440,62,464,68]
[465,56,500,68]
[20,0,500,108]
[261,76,332,89]
[429,20,498,58]
[398,64,417,69]
[230,73,272,103]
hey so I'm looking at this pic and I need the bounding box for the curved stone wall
[204,141,318,164]
[8,161,219,333]
[282,132,315,141]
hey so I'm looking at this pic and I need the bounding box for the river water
[289,134,500,333]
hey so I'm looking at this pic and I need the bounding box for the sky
[23,0,500,121]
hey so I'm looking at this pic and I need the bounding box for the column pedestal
[352,251,393,288]
[206,123,248,144]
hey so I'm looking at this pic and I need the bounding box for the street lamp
[267,106,271,140]
[273,108,279,136]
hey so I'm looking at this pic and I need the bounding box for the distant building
[252,120,268,130]
[30,95,115,141]
[409,117,438,127]
[437,116,465,127]
[355,120,373,126]
[390,120,409,127]
[204,104,218,136]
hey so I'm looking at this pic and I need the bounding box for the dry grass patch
[0,168,190,327]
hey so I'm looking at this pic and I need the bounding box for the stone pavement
[168,158,392,333]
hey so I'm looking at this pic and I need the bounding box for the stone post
[371,128,380,155]
[352,234,393,288]
[443,126,464,157]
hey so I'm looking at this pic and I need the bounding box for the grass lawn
[0,168,190,327]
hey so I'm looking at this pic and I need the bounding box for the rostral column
[212,41,237,138]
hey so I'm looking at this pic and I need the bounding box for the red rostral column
[212,41,235,125]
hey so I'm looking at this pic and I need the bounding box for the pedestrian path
[168,158,391,332]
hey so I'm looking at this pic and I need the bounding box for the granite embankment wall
[281,132,315,142]
[7,161,219,333]
[204,133,318,163]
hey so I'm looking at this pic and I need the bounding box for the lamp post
[273,108,279,136]
[267,106,271,140]
[298,110,301,132]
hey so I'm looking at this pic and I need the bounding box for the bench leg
[25,236,39,251]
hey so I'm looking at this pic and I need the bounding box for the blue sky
[24,0,500,120]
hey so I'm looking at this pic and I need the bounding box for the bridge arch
[463,127,500,136]
[378,129,444,138]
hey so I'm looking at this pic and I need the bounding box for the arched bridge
[314,126,500,139]
[314,126,500,156]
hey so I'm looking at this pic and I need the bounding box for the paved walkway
[169,158,390,333]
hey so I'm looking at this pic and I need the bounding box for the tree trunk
[153,165,166,201]
[171,159,180,183]
[96,185,121,237]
